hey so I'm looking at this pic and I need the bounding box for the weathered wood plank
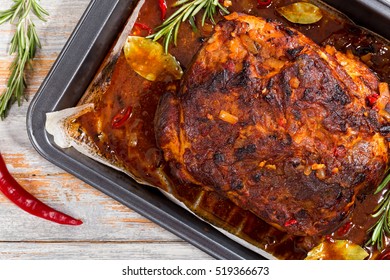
[0,172,182,242]
[0,242,213,260]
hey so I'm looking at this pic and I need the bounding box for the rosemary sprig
[0,0,48,119]
[366,171,390,250]
[147,0,230,53]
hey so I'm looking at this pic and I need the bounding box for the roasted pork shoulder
[155,13,390,236]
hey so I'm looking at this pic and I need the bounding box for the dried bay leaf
[124,36,183,82]
[276,2,323,24]
[305,240,369,260]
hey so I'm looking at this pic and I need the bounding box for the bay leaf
[277,2,323,24]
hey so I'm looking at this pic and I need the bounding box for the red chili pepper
[257,0,272,7]
[0,153,82,225]
[284,218,298,227]
[158,0,168,21]
[366,93,379,107]
[112,106,133,129]
[133,22,153,36]
[336,221,353,236]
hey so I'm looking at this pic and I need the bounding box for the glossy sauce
[77,0,390,259]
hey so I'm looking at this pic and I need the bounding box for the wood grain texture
[0,0,212,260]
[0,242,210,260]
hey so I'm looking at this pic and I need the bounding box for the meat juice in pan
[72,0,390,259]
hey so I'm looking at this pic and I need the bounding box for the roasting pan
[27,0,390,259]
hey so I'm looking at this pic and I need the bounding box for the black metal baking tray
[27,0,390,260]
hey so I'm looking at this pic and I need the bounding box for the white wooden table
[0,0,212,260]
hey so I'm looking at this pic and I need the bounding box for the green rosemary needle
[0,0,48,119]
[147,0,230,53]
[366,171,390,250]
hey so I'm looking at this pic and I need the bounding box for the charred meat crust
[155,13,390,236]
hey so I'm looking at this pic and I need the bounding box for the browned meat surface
[155,13,390,236]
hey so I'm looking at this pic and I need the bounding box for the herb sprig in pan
[0,0,48,119]
[366,172,390,250]
[148,0,230,53]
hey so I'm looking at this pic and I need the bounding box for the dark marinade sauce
[77,0,390,259]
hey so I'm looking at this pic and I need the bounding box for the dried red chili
[111,106,133,129]
[366,93,379,107]
[0,153,82,225]
[257,0,272,7]
[158,0,168,21]
[336,221,353,236]
[133,22,153,36]
[284,218,298,227]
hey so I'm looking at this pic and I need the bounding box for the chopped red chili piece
[0,153,82,225]
[336,221,353,236]
[133,22,153,36]
[158,0,168,21]
[112,106,133,129]
[284,218,298,227]
[257,0,272,7]
[366,93,379,107]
